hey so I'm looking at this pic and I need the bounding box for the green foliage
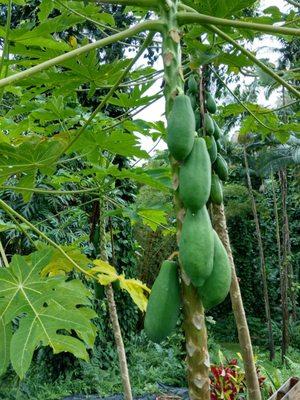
[0,331,186,399]
[0,249,96,378]
[0,0,299,397]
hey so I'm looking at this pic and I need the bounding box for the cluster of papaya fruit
[144,74,232,343]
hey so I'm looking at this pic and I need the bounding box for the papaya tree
[0,1,300,400]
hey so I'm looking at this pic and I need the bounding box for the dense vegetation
[0,0,299,399]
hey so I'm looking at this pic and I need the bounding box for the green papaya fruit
[188,92,197,110]
[194,110,201,131]
[213,120,222,140]
[179,208,214,287]
[214,154,228,181]
[179,138,211,212]
[205,91,217,114]
[198,127,205,137]
[204,113,215,135]
[144,260,181,343]
[188,75,198,94]
[198,230,231,310]
[216,140,223,153]
[167,94,195,161]
[204,135,217,163]
[210,174,223,205]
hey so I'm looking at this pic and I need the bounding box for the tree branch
[208,25,300,99]
[0,186,99,195]
[179,3,300,98]
[0,0,12,101]
[0,240,9,268]
[97,0,157,7]
[209,66,278,131]
[285,0,300,8]
[177,12,300,37]
[0,20,163,90]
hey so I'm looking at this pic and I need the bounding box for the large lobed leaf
[183,0,256,18]
[0,249,97,379]
[90,260,150,312]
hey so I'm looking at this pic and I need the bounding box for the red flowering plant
[210,354,246,400]
[210,352,266,400]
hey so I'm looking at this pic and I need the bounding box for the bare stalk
[212,203,262,400]
[98,199,133,400]
[177,11,300,37]
[0,240,9,268]
[243,146,275,361]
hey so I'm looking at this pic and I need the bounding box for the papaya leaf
[91,260,150,311]
[0,249,97,379]
[91,260,119,285]
[36,244,91,277]
[0,138,63,200]
[92,166,170,191]
[118,276,150,312]
[183,0,256,18]
[66,127,148,161]
[137,209,169,231]
[0,319,11,376]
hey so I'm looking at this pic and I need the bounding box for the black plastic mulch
[62,385,189,400]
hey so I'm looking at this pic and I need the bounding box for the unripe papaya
[198,230,231,310]
[188,92,197,110]
[167,94,195,161]
[179,138,211,212]
[188,75,198,94]
[214,154,228,181]
[198,127,205,137]
[194,110,201,131]
[205,91,217,114]
[204,113,215,135]
[204,135,217,163]
[210,174,223,205]
[144,260,181,343]
[213,120,222,140]
[216,140,223,153]
[179,208,214,287]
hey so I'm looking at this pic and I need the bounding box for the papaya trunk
[182,278,210,399]
[99,200,133,400]
[243,146,275,361]
[281,89,296,322]
[278,169,292,361]
[212,203,262,400]
[279,169,296,320]
[0,241,9,268]
[271,172,289,362]
[160,1,210,398]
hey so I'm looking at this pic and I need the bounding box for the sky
[133,0,294,155]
